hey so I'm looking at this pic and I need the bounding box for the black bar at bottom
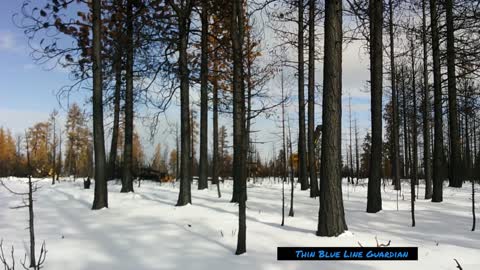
[277,247,418,261]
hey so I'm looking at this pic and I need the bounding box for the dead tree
[231,0,248,255]
[297,0,308,191]
[409,32,417,227]
[281,68,287,226]
[355,118,360,185]
[472,175,476,231]
[388,0,400,191]
[317,0,347,236]
[421,0,432,199]
[288,117,295,217]
[0,240,46,270]
[198,0,209,191]
[445,0,462,188]
[367,0,384,213]
[0,132,46,270]
[91,0,109,209]
[307,0,319,197]
[430,0,444,203]
[120,0,135,193]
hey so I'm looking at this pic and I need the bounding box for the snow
[0,177,478,270]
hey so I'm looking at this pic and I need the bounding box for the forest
[0,0,479,269]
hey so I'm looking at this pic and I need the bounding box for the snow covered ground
[0,177,478,270]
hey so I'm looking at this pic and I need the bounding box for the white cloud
[0,31,18,52]
[23,63,36,70]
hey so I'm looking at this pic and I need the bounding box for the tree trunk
[430,0,444,202]
[281,69,287,226]
[57,129,61,181]
[176,124,180,180]
[465,89,471,179]
[367,0,383,213]
[422,0,432,199]
[472,178,476,231]
[213,76,221,198]
[474,116,477,177]
[445,0,462,188]
[355,119,360,185]
[91,0,108,210]
[28,176,36,268]
[52,116,56,185]
[298,0,308,191]
[108,47,122,181]
[121,0,134,193]
[401,67,410,180]
[410,35,417,226]
[232,0,247,255]
[198,0,209,190]
[308,0,318,197]
[288,121,295,217]
[349,98,354,187]
[389,0,400,191]
[317,0,347,236]
[177,5,193,206]
[246,31,253,198]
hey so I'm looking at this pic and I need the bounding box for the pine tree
[445,0,462,188]
[317,0,347,236]
[307,0,318,197]
[297,0,308,191]
[430,0,444,202]
[65,103,90,178]
[91,0,108,210]
[198,0,209,190]
[367,0,384,213]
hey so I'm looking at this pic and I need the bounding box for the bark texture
[308,0,319,197]
[317,0,347,236]
[198,0,209,190]
[121,0,134,193]
[367,0,383,213]
[92,0,108,210]
[430,0,444,202]
[298,0,308,191]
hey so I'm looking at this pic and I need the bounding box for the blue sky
[0,0,374,162]
[0,1,88,131]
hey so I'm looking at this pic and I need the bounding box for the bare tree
[409,32,417,227]
[288,117,295,217]
[367,0,384,213]
[121,0,135,193]
[355,118,360,185]
[108,45,122,181]
[91,0,108,210]
[0,131,46,270]
[198,0,209,190]
[445,0,462,188]
[49,109,58,185]
[388,0,400,191]
[231,0,248,255]
[317,0,347,236]
[430,0,444,202]
[307,0,318,197]
[281,68,287,226]
[297,0,308,191]
[169,0,194,206]
[422,0,432,199]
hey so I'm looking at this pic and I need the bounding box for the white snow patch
[0,177,478,270]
